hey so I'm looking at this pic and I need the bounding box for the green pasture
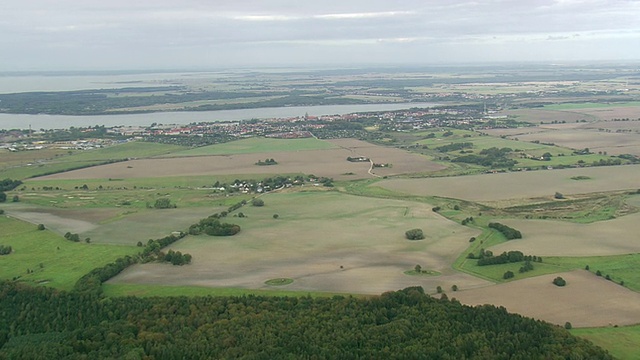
[0,216,138,291]
[164,137,337,157]
[544,254,640,292]
[572,325,640,360]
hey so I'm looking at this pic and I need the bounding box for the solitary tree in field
[414,264,422,273]
[553,277,566,287]
[154,198,175,209]
[252,198,264,207]
[405,228,425,240]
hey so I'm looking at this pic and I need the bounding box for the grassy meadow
[0,216,138,290]
[572,325,640,360]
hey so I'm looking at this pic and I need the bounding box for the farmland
[376,165,640,203]
[110,191,488,295]
[3,67,640,357]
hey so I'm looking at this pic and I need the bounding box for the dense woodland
[0,282,610,359]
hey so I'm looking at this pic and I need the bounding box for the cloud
[1,0,639,70]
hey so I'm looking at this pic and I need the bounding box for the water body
[0,103,437,130]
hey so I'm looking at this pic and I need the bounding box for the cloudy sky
[1,0,639,70]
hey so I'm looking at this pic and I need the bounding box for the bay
[0,103,437,130]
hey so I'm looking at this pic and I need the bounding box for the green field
[572,325,640,360]
[0,216,138,290]
[165,137,337,157]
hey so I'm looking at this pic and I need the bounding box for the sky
[1,0,639,70]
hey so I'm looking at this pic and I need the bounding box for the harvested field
[35,139,444,181]
[376,165,640,202]
[110,192,490,294]
[512,128,640,156]
[454,270,640,328]
[4,203,223,246]
[488,214,640,256]
[497,109,594,124]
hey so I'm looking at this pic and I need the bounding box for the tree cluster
[0,283,611,359]
[452,147,517,168]
[435,142,473,152]
[470,250,542,267]
[160,249,192,266]
[63,232,81,242]
[488,222,522,240]
[153,198,176,209]
[0,178,22,192]
[255,158,278,166]
[188,216,240,237]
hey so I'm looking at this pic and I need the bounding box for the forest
[0,282,610,359]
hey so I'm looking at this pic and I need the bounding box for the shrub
[503,271,515,279]
[405,228,425,240]
[37,224,45,231]
[564,322,572,330]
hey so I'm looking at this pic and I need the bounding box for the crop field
[34,140,444,181]
[509,127,640,156]
[454,270,640,328]
[0,215,137,290]
[488,214,640,257]
[164,137,338,156]
[109,191,491,295]
[376,165,640,202]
